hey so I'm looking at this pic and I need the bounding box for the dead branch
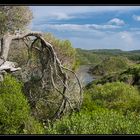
[0,31,83,121]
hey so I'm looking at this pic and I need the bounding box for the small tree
[0,6,32,35]
[0,6,82,123]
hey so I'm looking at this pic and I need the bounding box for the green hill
[88,56,133,76]
[76,48,140,65]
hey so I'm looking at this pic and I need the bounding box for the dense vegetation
[89,56,132,76]
[45,49,140,134]
[44,33,77,70]
[0,74,44,134]
[0,6,32,35]
[76,48,140,65]
[86,64,140,88]
[2,6,140,135]
[46,82,140,134]
[0,6,79,134]
[8,32,77,70]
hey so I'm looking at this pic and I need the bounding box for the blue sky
[30,6,140,51]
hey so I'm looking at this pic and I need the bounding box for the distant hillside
[76,48,140,54]
[128,50,140,53]
[90,49,123,54]
[88,56,133,76]
[76,48,140,65]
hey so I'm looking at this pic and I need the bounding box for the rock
[0,61,21,72]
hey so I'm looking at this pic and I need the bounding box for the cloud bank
[30,6,140,51]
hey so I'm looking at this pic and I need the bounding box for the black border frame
[0,1,140,138]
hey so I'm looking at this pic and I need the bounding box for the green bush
[44,73,140,134]
[23,116,45,134]
[81,91,104,112]
[85,82,140,113]
[0,74,44,134]
[46,108,140,134]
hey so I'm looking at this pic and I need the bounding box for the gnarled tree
[0,31,82,123]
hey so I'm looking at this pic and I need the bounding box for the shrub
[81,91,104,111]
[85,82,140,113]
[46,108,140,134]
[0,74,44,134]
[45,80,140,134]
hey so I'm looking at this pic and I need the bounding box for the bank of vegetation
[1,6,140,135]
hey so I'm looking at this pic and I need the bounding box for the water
[76,65,95,86]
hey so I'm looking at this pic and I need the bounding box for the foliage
[76,48,106,65]
[23,116,45,134]
[89,64,140,87]
[0,6,32,35]
[46,108,140,134]
[89,56,132,76]
[45,81,140,134]
[0,74,44,134]
[122,65,140,86]
[85,82,140,113]
[76,48,140,65]
[8,33,77,71]
[45,49,140,134]
[8,41,29,67]
[7,33,79,126]
[44,33,77,69]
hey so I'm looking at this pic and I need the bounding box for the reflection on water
[76,65,95,86]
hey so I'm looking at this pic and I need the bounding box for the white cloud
[120,31,133,44]
[29,6,140,51]
[88,24,120,29]
[30,22,140,51]
[46,12,74,20]
[133,15,140,21]
[43,24,120,31]
[108,18,125,26]
[68,31,137,51]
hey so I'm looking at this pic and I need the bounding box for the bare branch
[0,31,83,121]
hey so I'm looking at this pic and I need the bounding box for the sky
[30,6,140,51]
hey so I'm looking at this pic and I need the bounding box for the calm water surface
[76,65,95,86]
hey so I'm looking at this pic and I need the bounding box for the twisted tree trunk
[0,31,82,121]
[0,32,41,73]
